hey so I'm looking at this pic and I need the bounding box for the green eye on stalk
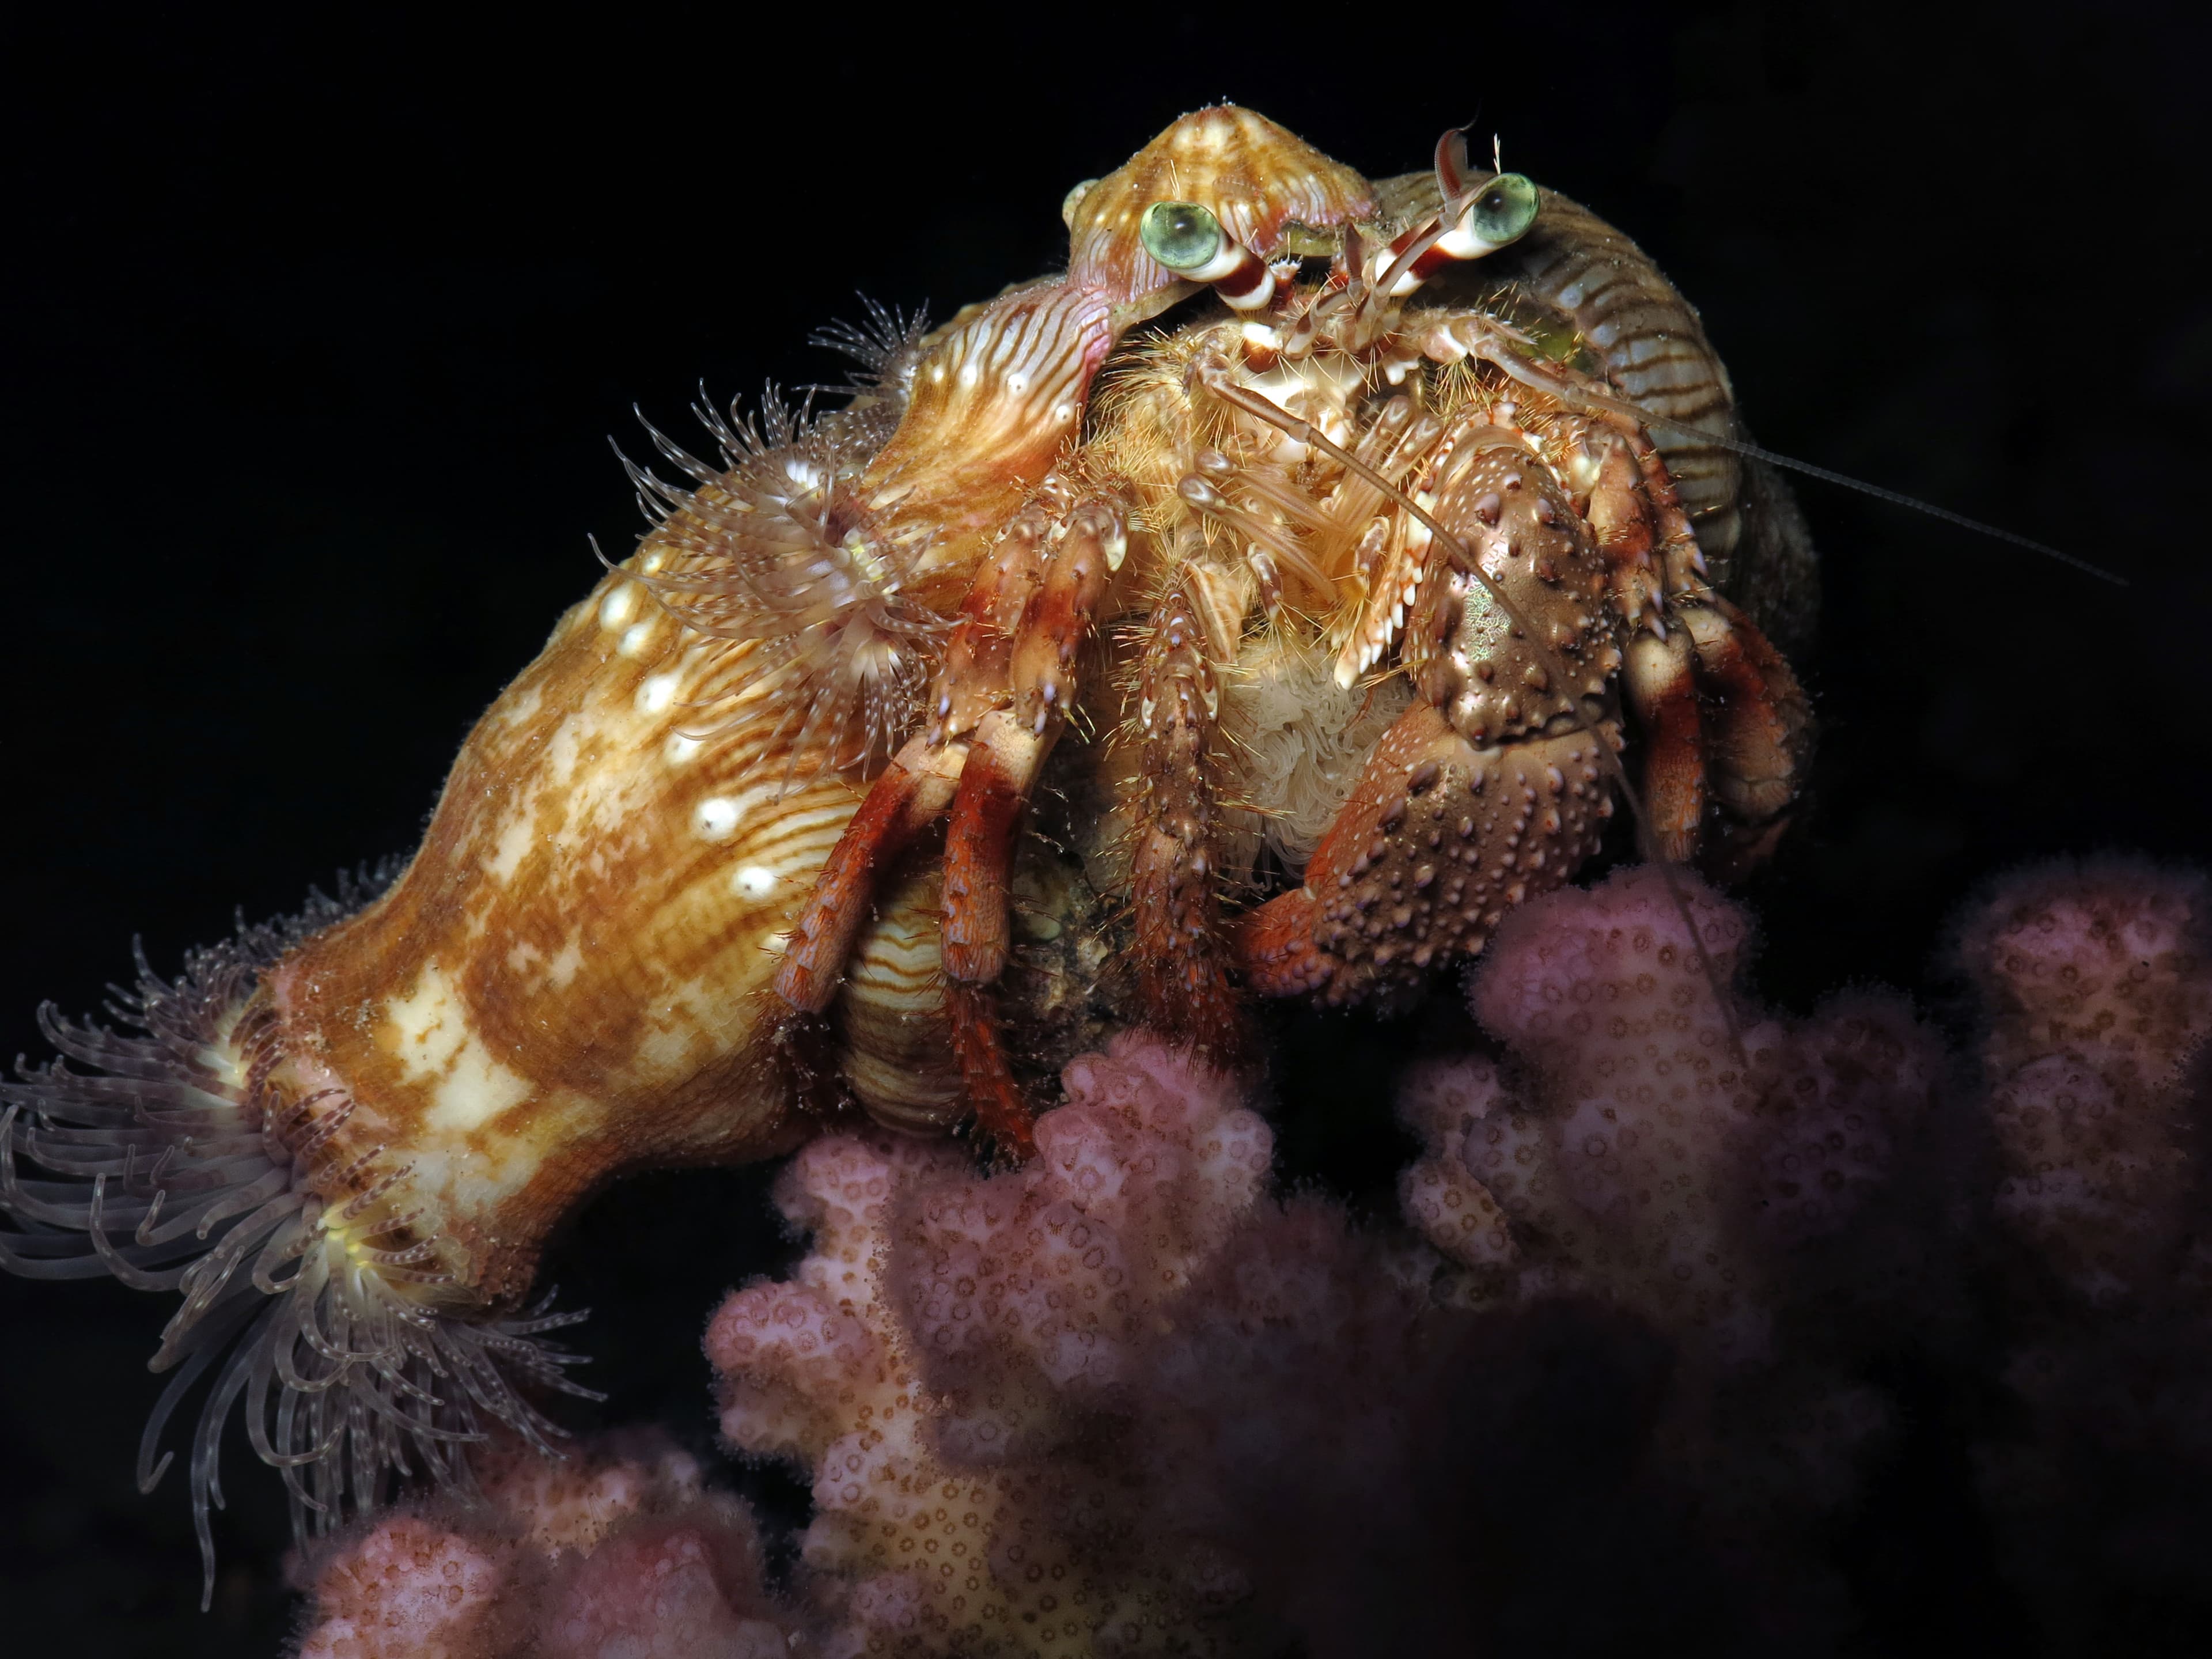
[1469,172,1540,247]
[1140,200,1226,272]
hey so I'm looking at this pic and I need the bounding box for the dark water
[2,4,2206,1653]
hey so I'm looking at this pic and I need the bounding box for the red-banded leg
[772,738,970,1014]
[773,487,1123,1159]
[1611,419,1810,866]
[1677,596,1812,877]
[1578,428,1706,863]
[769,506,1047,1016]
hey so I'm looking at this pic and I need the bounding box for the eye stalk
[1388,169,1544,292]
[1138,199,1281,311]
[1140,200,1228,273]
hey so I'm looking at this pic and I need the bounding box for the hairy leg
[777,487,1122,1154]
[1128,584,1246,1057]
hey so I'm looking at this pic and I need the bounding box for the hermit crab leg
[1679,597,1810,830]
[773,492,1122,1156]
[1616,432,1812,842]
[1589,416,1810,861]
[940,981,1030,1158]
[771,735,965,1014]
[942,498,1120,983]
[772,498,1059,1015]
[1580,426,1707,862]
[1624,631,1707,864]
[938,498,1120,1156]
[1128,582,1247,1058]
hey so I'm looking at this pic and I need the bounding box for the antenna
[1642,415,2128,589]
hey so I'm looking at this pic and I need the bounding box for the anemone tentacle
[616,306,942,784]
[0,882,600,1609]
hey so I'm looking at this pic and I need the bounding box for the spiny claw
[1234,702,1613,1006]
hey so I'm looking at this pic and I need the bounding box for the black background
[2,3,2206,1653]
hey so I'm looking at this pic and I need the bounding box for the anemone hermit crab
[0,105,1813,1594]
[759,104,1813,1134]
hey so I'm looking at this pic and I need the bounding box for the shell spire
[1066,104,1376,308]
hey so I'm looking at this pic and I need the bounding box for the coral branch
[279,857,2212,1657]
[1959,858,2212,1305]
[290,1431,791,1659]
[1402,865,1942,1364]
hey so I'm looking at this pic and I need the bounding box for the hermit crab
[0,105,1811,1591]
[763,105,1813,1138]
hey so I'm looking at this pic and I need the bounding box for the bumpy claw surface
[1237,701,1615,1005]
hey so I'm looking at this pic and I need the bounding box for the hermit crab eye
[1140,200,1226,272]
[1468,173,1540,248]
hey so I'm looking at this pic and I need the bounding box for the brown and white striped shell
[1374,168,1820,654]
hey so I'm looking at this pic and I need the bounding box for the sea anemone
[616,301,946,781]
[0,884,599,1607]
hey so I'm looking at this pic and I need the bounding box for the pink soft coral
[281,859,2212,1658]
[1399,865,1944,1362]
[706,1035,1265,1657]
[1957,858,2212,1304]
[707,1034,1541,1658]
[289,1431,790,1659]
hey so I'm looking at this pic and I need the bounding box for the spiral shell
[1372,167,1819,651]
[0,541,1102,1588]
